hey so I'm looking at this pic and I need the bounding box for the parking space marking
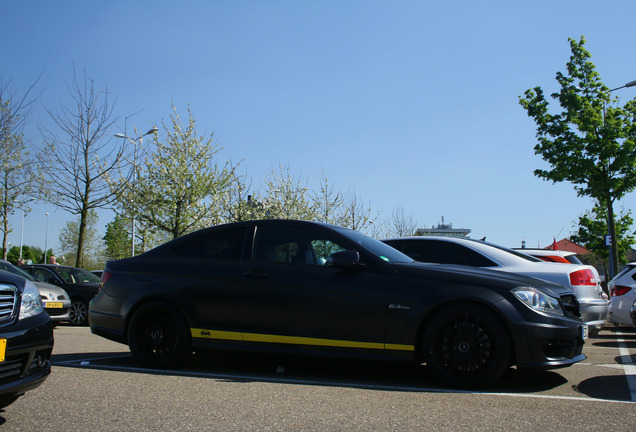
[53,354,636,405]
[615,329,636,402]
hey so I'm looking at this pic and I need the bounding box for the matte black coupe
[89,220,587,387]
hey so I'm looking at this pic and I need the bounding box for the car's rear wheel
[422,303,511,388]
[69,300,88,326]
[127,301,191,368]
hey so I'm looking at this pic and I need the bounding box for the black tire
[127,301,191,368]
[69,300,88,326]
[422,303,511,388]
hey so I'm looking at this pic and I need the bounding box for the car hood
[393,261,573,298]
[32,280,69,297]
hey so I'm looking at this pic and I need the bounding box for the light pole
[114,126,158,256]
[19,197,36,260]
[604,80,636,278]
[44,212,49,264]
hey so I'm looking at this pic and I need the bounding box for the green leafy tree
[103,214,131,260]
[519,36,636,277]
[59,209,104,269]
[7,245,41,265]
[124,105,237,240]
[571,204,635,266]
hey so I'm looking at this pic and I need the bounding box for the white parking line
[53,355,636,405]
[616,329,636,402]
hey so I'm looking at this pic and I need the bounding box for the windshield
[57,267,101,284]
[337,228,415,263]
[0,261,36,281]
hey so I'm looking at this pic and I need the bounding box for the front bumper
[0,312,54,402]
[510,316,586,369]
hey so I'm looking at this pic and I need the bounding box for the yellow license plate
[45,302,64,309]
[0,338,6,362]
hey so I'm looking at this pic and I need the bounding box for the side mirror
[326,250,361,269]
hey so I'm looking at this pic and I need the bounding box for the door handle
[244,269,269,279]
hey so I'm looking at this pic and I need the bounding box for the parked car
[607,263,636,327]
[382,236,609,335]
[90,220,587,388]
[0,271,54,409]
[0,260,71,324]
[20,264,100,326]
[514,248,583,264]
[90,270,103,278]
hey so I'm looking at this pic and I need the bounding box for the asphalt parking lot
[1,324,634,431]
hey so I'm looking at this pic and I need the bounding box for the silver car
[0,260,71,323]
[607,263,636,327]
[383,236,609,335]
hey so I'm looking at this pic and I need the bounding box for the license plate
[45,302,64,309]
[0,338,6,362]
[581,325,589,340]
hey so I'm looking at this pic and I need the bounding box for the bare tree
[384,206,418,238]
[39,69,125,267]
[340,188,378,234]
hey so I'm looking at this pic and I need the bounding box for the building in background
[416,217,471,238]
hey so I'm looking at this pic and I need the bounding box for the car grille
[0,357,24,383]
[0,284,18,324]
[560,294,581,320]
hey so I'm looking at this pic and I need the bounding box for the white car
[383,236,609,334]
[607,263,636,327]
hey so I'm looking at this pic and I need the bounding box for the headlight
[512,287,564,316]
[19,281,45,320]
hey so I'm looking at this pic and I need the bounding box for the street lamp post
[114,126,158,257]
[19,197,36,260]
[44,212,49,264]
[604,80,636,279]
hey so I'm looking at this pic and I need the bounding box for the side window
[311,240,345,265]
[172,227,246,261]
[253,225,346,266]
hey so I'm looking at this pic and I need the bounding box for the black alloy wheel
[423,303,511,388]
[127,301,191,368]
[69,300,88,326]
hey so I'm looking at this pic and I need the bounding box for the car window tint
[402,240,465,265]
[457,246,498,267]
[172,227,245,261]
[401,240,498,267]
[31,269,51,283]
[253,225,346,266]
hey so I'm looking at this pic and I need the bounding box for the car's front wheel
[422,303,511,388]
[69,300,88,326]
[127,301,191,368]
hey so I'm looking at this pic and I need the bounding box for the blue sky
[3,0,636,258]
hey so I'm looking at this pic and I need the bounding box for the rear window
[401,240,498,267]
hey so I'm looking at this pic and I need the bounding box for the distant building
[545,238,590,255]
[415,218,471,238]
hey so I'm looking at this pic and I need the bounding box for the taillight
[610,285,632,297]
[100,270,112,291]
[569,269,596,286]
